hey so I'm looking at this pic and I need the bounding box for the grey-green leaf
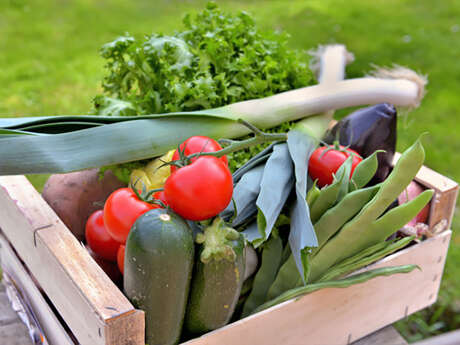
[221,165,265,226]
[255,143,294,242]
[286,129,318,282]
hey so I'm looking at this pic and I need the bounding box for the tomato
[164,156,233,221]
[171,136,227,173]
[117,245,125,275]
[309,146,363,187]
[103,188,159,244]
[85,210,120,262]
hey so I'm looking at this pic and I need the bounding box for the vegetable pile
[0,3,437,345]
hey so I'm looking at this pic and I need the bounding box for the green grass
[1,0,459,341]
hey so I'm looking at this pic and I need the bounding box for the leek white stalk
[309,44,354,84]
[294,44,354,137]
[225,70,425,131]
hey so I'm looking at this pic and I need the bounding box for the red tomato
[103,188,158,244]
[171,136,227,173]
[164,156,233,221]
[117,245,125,275]
[85,210,120,262]
[309,146,363,187]
[153,190,168,206]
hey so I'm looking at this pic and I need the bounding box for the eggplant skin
[324,103,397,184]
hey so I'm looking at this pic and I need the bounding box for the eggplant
[324,103,397,184]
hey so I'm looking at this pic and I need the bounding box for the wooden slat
[183,231,451,345]
[0,175,144,345]
[0,233,75,345]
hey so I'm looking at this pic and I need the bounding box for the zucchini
[185,217,246,334]
[124,208,194,345]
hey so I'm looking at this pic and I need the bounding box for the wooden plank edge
[105,310,145,345]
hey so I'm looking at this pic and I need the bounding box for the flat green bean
[267,184,380,298]
[312,184,379,254]
[280,242,292,265]
[251,265,418,315]
[242,235,283,317]
[336,156,353,201]
[350,151,381,191]
[306,182,320,207]
[265,254,299,301]
[368,190,433,243]
[324,239,391,270]
[317,236,415,282]
[309,169,345,223]
[308,139,425,282]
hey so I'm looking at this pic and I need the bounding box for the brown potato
[42,169,126,241]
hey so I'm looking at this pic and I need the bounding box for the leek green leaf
[286,129,318,282]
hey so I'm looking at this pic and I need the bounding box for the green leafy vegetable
[94,2,313,117]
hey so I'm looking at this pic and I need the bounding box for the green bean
[350,150,381,191]
[336,156,353,201]
[251,265,418,315]
[368,190,433,243]
[280,242,292,265]
[242,235,283,317]
[317,236,415,282]
[308,139,425,282]
[312,184,379,254]
[265,254,300,301]
[306,182,320,207]
[309,169,345,223]
[324,239,391,270]
[267,184,380,299]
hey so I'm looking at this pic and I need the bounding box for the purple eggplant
[324,103,397,184]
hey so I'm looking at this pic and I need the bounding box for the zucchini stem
[197,217,240,263]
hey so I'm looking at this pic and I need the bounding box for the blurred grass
[1,0,459,341]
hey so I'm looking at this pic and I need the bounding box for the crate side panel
[0,175,141,345]
[184,231,451,345]
[0,234,75,345]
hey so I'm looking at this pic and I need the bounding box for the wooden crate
[0,160,457,345]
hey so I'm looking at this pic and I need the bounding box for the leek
[0,69,426,175]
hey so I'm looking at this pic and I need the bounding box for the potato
[42,169,126,241]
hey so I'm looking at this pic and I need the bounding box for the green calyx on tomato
[164,155,233,221]
[171,136,228,173]
[103,187,160,244]
[309,145,363,187]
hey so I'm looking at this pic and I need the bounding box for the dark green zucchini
[185,217,246,334]
[124,208,194,345]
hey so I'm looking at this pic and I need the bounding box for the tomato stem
[187,119,287,160]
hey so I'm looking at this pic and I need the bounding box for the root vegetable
[42,168,126,241]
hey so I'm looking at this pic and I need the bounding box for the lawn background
[1,0,459,341]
